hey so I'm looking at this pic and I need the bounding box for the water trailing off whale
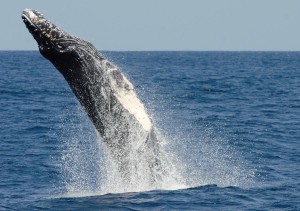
[21,9,165,185]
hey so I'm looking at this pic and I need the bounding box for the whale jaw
[22,9,70,52]
[21,9,101,80]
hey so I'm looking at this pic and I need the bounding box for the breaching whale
[21,9,163,184]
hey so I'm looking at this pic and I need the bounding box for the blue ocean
[0,51,299,210]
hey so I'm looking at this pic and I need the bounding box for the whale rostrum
[22,9,164,184]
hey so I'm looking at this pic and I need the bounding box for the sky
[2,0,300,51]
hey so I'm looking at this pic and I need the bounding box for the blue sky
[2,0,300,51]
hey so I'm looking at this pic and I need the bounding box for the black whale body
[22,9,163,184]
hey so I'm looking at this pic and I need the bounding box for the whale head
[22,9,101,81]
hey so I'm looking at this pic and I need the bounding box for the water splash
[96,129,187,194]
[53,88,257,199]
[161,122,256,189]
[56,104,187,197]
[55,101,256,198]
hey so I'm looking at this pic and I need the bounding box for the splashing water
[167,126,256,189]
[55,102,255,198]
[56,104,187,197]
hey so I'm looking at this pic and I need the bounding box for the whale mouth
[22,8,100,69]
[22,9,71,52]
[22,9,54,38]
[22,9,42,38]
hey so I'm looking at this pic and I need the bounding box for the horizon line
[1,49,300,52]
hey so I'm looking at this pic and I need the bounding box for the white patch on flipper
[101,60,153,132]
[116,88,152,132]
[114,76,152,132]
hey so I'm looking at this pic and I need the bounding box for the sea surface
[0,51,299,210]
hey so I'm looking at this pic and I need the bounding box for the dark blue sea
[1,51,299,210]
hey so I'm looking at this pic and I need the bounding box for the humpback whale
[22,9,163,184]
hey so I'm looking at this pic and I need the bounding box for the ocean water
[0,51,299,210]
